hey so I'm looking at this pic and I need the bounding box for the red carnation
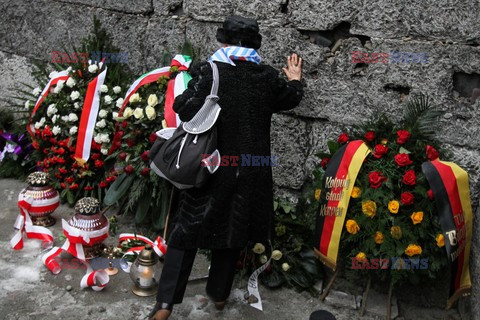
[121,120,128,129]
[32,141,40,149]
[126,139,135,147]
[338,133,349,144]
[49,138,57,145]
[365,131,375,142]
[60,183,66,189]
[57,147,65,155]
[59,168,67,175]
[57,157,66,164]
[84,186,94,191]
[140,167,151,177]
[140,151,149,162]
[124,164,135,175]
[426,145,439,161]
[91,153,101,160]
[394,153,413,167]
[99,181,109,188]
[118,152,127,161]
[65,177,75,184]
[94,160,104,168]
[106,176,116,183]
[401,191,415,205]
[41,126,53,139]
[69,183,79,191]
[55,173,62,179]
[427,189,434,200]
[320,157,330,169]
[91,141,101,151]
[402,170,416,186]
[373,144,389,159]
[149,133,158,143]
[368,171,387,189]
[69,146,75,153]
[396,130,411,144]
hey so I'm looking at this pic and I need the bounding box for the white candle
[138,267,153,287]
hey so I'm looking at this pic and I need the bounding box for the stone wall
[0,0,479,317]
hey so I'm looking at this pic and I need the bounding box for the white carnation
[53,86,61,94]
[116,98,124,108]
[66,66,72,73]
[74,102,80,109]
[112,112,119,120]
[32,87,41,96]
[61,115,69,122]
[94,134,102,144]
[52,115,58,124]
[100,133,110,143]
[113,86,121,94]
[40,117,46,124]
[70,91,80,101]
[101,148,108,155]
[25,100,31,109]
[88,64,98,73]
[47,104,58,117]
[98,109,108,118]
[56,80,65,90]
[101,85,108,93]
[66,77,76,88]
[34,122,43,129]
[133,107,144,119]
[52,125,61,136]
[68,113,78,122]
[69,126,78,135]
[104,95,112,105]
[96,119,106,128]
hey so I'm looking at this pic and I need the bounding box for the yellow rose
[404,244,422,256]
[362,200,377,218]
[374,231,384,244]
[410,211,424,225]
[252,243,265,254]
[346,219,360,234]
[436,234,445,247]
[129,93,141,103]
[147,94,158,107]
[272,250,283,261]
[133,107,144,119]
[282,263,290,272]
[259,255,268,264]
[123,107,133,118]
[388,200,400,214]
[355,252,367,262]
[351,186,362,198]
[314,188,321,201]
[390,226,402,239]
[145,105,156,120]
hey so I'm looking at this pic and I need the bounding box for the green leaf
[399,147,411,154]
[327,141,339,155]
[103,173,135,206]
[135,189,151,225]
[67,190,75,206]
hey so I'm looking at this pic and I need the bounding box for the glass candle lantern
[21,172,59,227]
[130,244,162,296]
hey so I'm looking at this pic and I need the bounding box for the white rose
[259,255,268,264]
[282,263,290,272]
[272,250,283,261]
[147,94,158,107]
[32,87,41,96]
[145,105,156,120]
[252,243,265,254]
[66,77,76,88]
[100,133,110,143]
[61,115,69,122]
[69,126,78,135]
[104,95,112,105]
[74,102,80,109]
[25,100,31,109]
[52,115,58,124]
[123,107,133,118]
[70,91,80,101]
[129,93,141,103]
[68,113,78,122]
[96,119,106,128]
[116,98,124,109]
[113,86,121,94]
[133,107,144,119]
[94,134,102,144]
[47,104,57,117]
[101,85,108,93]
[101,148,108,155]
[52,125,61,136]
[88,64,98,73]
[98,109,108,118]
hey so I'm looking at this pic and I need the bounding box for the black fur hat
[216,15,262,49]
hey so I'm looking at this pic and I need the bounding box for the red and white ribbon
[10,191,59,250]
[74,67,108,164]
[27,70,70,137]
[42,219,110,291]
[164,55,192,128]
[118,233,167,257]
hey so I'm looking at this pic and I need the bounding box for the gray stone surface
[0,51,36,109]
[153,0,184,16]
[57,0,153,14]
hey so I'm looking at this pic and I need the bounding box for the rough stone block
[152,0,184,16]
[55,0,152,14]
[0,52,36,109]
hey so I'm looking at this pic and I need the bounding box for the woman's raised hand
[282,53,303,81]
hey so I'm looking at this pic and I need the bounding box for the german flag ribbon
[314,140,370,270]
[422,160,472,308]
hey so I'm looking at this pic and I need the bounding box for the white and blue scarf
[209,46,261,66]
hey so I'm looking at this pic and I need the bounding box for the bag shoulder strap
[209,61,219,96]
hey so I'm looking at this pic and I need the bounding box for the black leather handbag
[150,61,221,189]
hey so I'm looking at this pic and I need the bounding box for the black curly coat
[167,59,303,249]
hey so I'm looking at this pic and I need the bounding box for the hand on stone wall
[282,53,302,81]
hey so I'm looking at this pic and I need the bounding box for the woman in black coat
[150,15,303,320]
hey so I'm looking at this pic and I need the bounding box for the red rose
[106,176,116,183]
[65,177,75,184]
[94,160,104,168]
[394,153,413,167]
[338,133,349,144]
[365,131,375,142]
[368,171,387,189]
[396,130,411,144]
[427,189,434,200]
[57,157,66,164]
[121,121,128,129]
[373,144,389,159]
[426,145,439,161]
[41,126,53,139]
[60,183,66,189]
[140,151,150,162]
[99,181,109,189]
[91,141,101,151]
[124,164,135,175]
[149,133,158,143]
[320,157,330,169]
[57,147,65,155]
[91,153,101,160]
[59,168,68,175]
[140,167,151,176]
[43,148,49,155]
[55,173,62,179]
[84,186,94,191]
[32,141,40,149]
[69,183,79,191]
[49,138,57,145]
[402,170,416,186]
[118,152,127,161]
[401,192,414,205]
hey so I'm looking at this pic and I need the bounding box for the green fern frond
[403,94,443,139]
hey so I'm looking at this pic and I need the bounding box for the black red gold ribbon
[422,160,472,308]
[314,140,370,270]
